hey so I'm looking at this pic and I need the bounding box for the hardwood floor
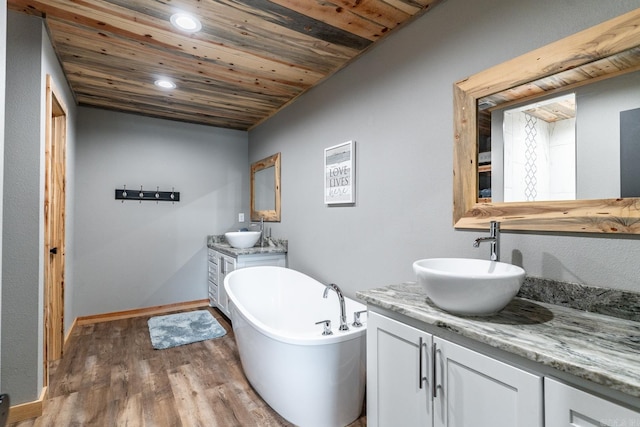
[9,307,366,426]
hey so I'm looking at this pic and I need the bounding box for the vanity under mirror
[250,152,281,222]
[453,8,640,234]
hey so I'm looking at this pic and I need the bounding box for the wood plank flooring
[9,307,366,426]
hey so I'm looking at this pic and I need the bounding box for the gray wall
[2,13,43,405]
[74,108,248,319]
[249,0,640,298]
[0,0,6,390]
[2,12,77,404]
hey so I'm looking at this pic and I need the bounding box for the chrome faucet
[259,217,264,247]
[323,283,349,331]
[473,220,500,261]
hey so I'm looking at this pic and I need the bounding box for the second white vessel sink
[225,231,261,249]
[412,258,525,316]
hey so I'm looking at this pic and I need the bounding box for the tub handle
[315,320,333,336]
[352,310,367,327]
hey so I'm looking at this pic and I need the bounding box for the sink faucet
[259,217,264,247]
[323,283,349,331]
[473,220,500,261]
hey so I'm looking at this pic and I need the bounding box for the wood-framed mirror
[453,8,640,234]
[251,152,281,222]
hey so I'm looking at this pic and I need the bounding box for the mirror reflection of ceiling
[523,96,576,123]
[478,46,640,112]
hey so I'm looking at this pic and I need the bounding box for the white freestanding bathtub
[224,266,367,427]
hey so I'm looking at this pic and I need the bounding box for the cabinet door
[207,278,217,307]
[207,257,218,285]
[545,378,640,427]
[207,250,219,307]
[367,311,433,427]
[433,337,543,427]
[217,256,235,317]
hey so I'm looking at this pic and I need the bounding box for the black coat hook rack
[115,185,180,202]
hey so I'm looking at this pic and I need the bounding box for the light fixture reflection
[170,12,202,33]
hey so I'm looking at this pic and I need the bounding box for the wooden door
[367,311,433,427]
[44,75,67,382]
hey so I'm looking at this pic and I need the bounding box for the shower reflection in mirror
[496,93,576,202]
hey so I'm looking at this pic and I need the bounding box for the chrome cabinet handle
[419,337,428,389]
[432,342,438,398]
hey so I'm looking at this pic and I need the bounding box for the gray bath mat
[148,309,226,350]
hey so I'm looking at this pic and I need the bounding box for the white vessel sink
[225,231,261,249]
[412,258,525,316]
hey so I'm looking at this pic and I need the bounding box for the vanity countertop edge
[207,241,287,257]
[356,282,640,399]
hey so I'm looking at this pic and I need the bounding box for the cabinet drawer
[236,253,286,268]
[207,250,218,264]
[208,280,218,299]
[208,291,216,307]
[208,261,218,281]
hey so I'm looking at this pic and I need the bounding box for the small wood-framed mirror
[251,153,281,222]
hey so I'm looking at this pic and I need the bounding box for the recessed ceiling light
[154,79,176,89]
[170,12,202,33]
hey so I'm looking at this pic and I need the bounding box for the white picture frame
[324,140,355,205]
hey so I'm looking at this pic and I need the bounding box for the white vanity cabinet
[207,248,286,318]
[367,311,543,427]
[545,378,640,427]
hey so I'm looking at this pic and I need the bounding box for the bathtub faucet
[323,283,349,331]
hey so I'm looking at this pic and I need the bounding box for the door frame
[43,74,67,385]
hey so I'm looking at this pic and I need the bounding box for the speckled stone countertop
[356,282,640,398]
[207,234,287,258]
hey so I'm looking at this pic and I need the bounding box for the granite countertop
[356,282,640,398]
[207,234,287,257]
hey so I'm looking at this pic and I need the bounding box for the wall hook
[115,186,180,202]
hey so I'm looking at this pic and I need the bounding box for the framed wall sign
[324,140,355,205]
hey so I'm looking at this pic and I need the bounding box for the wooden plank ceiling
[8,0,440,130]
